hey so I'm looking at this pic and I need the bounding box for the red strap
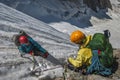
[29,51,33,55]
[98,49,101,55]
[43,52,49,58]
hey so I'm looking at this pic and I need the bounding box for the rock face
[60,0,112,12]
[83,0,112,12]
[0,0,112,20]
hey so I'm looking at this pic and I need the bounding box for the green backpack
[87,30,113,68]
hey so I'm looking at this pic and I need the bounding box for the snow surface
[0,3,78,80]
[1,0,120,48]
[0,0,120,80]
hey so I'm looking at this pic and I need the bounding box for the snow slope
[1,0,120,48]
[0,2,78,53]
[0,3,78,80]
[0,0,85,20]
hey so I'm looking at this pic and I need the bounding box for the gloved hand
[42,52,49,58]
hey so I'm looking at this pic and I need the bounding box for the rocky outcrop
[83,0,112,12]
[60,0,112,12]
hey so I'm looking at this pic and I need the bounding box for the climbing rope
[87,50,112,76]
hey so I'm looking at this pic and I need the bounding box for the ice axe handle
[104,30,111,38]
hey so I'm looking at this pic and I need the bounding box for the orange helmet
[19,36,28,44]
[70,30,85,44]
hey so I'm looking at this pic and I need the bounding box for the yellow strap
[81,35,92,48]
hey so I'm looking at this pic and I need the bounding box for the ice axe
[104,30,111,39]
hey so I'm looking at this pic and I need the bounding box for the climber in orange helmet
[68,30,113,76]
[68,30,92,73]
